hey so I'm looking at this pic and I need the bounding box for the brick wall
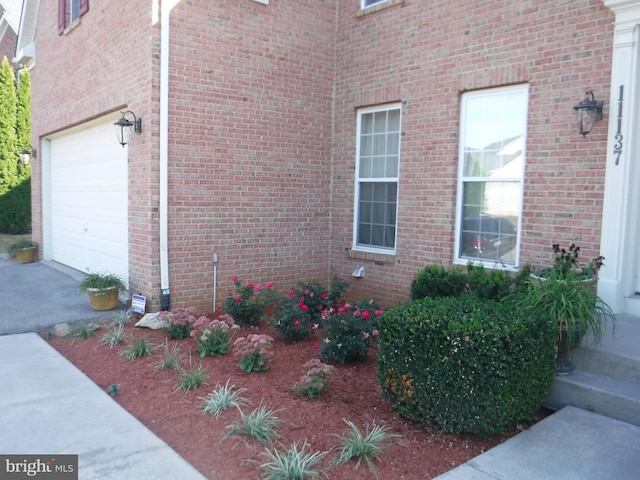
[329,0,614,305]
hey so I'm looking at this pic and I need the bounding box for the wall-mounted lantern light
[114,111,142,147]
[19,147,35,165]
[573,91,603,137]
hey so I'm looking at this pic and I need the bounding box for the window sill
[347,249,395,265]
[358,0,404,17]
[63,18,82,36]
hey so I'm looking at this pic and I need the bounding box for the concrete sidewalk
[0,332,206,480]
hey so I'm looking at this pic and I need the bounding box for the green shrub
[377,296,556,437]
[410,263,515,301]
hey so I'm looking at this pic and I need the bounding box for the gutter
[159,1,173,309]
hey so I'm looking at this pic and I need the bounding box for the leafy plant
[260,441,327,480]
[65,322,99,340]
[119,335,155,361]
[159,306,197,340]
[331,420,400,480]
[233,334,275,373]
[509,268,615,347]
[175,360,210,392]
[271,277,348,342]
[534,243,605,281]
[190,314,239,357]
[292,359,335,399]
[99,324,129,349]
[200,380,250,417]
[319,300,382,364]
[224,404,283,445]
[78,272,126,293]
[154,340,186,372]
[221,277,275,326]
[7,238,36,254]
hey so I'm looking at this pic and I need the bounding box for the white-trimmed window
[362,0,387,8]
[455,85,528,267]
[353,104,401,253]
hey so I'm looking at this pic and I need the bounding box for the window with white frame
[354,104,401,253]
[362,0,388,8]
[455,85,528,266]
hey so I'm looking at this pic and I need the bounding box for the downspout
[159,0,172,310]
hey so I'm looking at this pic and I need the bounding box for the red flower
[235,297,242,303]
[321,293,328,300]
[266,282,273,289]
[361,310,371,319]
[313,343,319,350]
[288,289,296,297]
[231,276,238,282]
[294,320,301,327]
[299,303,309,311]
[247,282,254,288]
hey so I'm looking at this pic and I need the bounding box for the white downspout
[159,0,173,309]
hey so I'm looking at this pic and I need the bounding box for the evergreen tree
[16,67,32,182]
[0,56,19,195]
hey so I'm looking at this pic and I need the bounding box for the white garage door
[50,121,129,285]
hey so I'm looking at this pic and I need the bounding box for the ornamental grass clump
[221,277,276,326]
[319,299,383,364]
[154,340,186,372]
[119,335,156,361]
[159,306,198,340]
[224,404,283,446]
[175,359,210,392]
[292,359,336,399]
[331,420,401,480]
[233,334,275,373]
[260,441,328,480]
[200,380,250,417]
[190,314,239,357]
[99,323,129,349]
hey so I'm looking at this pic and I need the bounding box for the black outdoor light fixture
[19,146,35,165]
[573,91,603,137]
[114,111,142,147]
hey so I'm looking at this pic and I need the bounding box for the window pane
[357,181,397,250]
[457,86,526,266]
[459,181,519,264]
[373,112,387,133]
[361,113,374,134]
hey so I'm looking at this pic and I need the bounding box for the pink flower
[299,303,309,311]
[247,282,253,288]
[313,343,319,350]
[375,309,384,316]
[353,310,361,317]
[294,320,301,327]
[372,329,379,336]
[361,310,371,319]
[231,276,238,282]
[344,303,352,309]
[254,284,262,292]
[266,282,273,289]
[288,289,296,297]
[338,307,345,314]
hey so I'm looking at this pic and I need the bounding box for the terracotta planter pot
[87,288,119,311]
[14,247,36,264]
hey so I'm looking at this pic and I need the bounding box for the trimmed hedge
[410,263,517,301]
[377,296,556,437]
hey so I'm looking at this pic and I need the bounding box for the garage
[48,120,129,286]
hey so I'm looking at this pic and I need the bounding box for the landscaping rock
[53,323,70,338]
[135,313,169,330]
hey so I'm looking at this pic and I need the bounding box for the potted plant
[8,239,37,264]
[78,272,127,311]
[511,244,615,374]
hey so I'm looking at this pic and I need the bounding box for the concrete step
[544,313,640,427]
[545,370,640,427]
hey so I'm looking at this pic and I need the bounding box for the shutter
[79,0,89,16]
[58,0,66,35]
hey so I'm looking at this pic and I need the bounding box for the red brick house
[0,0,20,65]
[13,0,640,316]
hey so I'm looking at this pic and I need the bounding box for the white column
[600,1,640,313]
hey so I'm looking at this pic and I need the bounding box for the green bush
[377,296,556,437]
[410,263,516,301]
